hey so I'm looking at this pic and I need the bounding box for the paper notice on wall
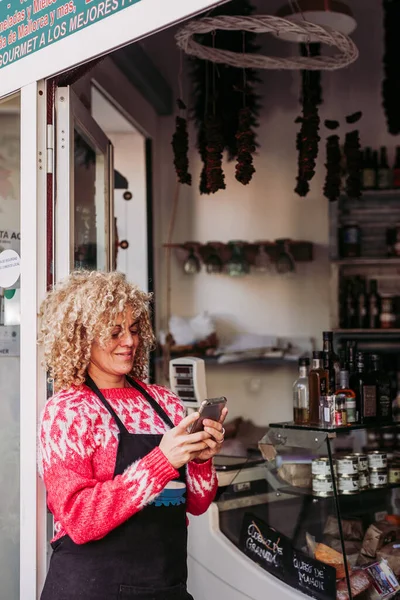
[0,249,20,288]
[0,326,19,357]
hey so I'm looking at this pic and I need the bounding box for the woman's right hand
[159,412,210,469]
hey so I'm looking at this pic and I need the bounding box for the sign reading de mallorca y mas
[0,0,141,69]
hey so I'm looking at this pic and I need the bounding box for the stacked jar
[336,456,360,495]
[312,457,334,497]
[354,453,369,490]
[368,451,388,488]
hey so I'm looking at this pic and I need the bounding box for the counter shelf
[214,425,400,600]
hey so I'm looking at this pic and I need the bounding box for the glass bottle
[254,243,272,274]
[342,280,356,329]
[377,146,391,190]
[372,150,379,190]
[393,147,400,189]
[368,279,381,329]
[308,351,328,426]
[346,340,357,375]
[226,241,249,277]
[349,352,377,424]
[275,239,295,275]
[204,243,223,274]
[183,247,201,275]
[362,147,375,190]
[355,277,368,330]
[370,354,392,423]
[380,296,396,329]
[293,357,310,425]
[322,352,336,427]
[322,331,340,389]
[335,368,355,425]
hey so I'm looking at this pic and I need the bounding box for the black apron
[41,376,194,600]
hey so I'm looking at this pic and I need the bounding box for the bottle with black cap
[293,357,310,425]
[308,351,328,426]
[346,340,357,375]
[349,352,377,424]
[322,331,340,388]
[370,354,392,423]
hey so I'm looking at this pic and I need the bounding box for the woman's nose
[120,331,134,346]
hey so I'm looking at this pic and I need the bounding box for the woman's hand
[159,412,211,470]
[193,407,229,463]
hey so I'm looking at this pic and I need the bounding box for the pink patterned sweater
[38,382,218,545]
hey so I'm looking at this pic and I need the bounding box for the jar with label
[338,473,360,495]
[380,296,396,330]
[312,476,334,497]
[353,453,368,472]
[369,469,388,488]
[312,457,333,477]
[389,464,400,484]
[335,396,347,426]
[359,470,369,490]
[368,451,387,470]
[339,223,361,258]
[337,455,359,476]
[323,395,335,428]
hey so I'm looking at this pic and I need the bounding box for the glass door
[54,87,114,281]
[0,91,21,600]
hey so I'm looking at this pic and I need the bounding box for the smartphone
[189,397,227,434]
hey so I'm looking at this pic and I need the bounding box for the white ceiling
[91,87,138,134]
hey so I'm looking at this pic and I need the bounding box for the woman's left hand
[193,407,228,463]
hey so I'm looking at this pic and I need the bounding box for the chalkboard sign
[286,547,336,600]
[239,514,336,600]
[239,513,289,581]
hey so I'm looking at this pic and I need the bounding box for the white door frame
[20,80,48,600]
[55,86,113,281]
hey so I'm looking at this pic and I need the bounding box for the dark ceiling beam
[111,44,173,116]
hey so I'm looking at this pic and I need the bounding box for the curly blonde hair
[38,271,155,391]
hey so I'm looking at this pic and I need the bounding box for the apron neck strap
[85,374,175,431]
[126,376,175,429]
[85,374,127,432]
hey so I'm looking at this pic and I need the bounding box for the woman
[38,270,227,600]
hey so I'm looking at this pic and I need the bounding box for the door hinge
[46,124,54,174]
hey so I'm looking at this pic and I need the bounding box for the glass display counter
[214,423,400,600]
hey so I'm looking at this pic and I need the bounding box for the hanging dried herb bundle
[205,115,226,193]
[323,135,341,202]
[295,131,309,197]
[190,0,261,162]
[382,0,400,134]
[171,100,192,185]
[295,107,321,197]
[235,107,256,185]
[300,43,322,106]
[344,130,362,198]
[295,43,322,197]
[198,128,209,194]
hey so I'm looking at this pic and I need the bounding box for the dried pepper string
[323,134,341,202]
[295,43,322,197]
[204,115,226,193]
[344,130,362,199]
[171,99,192,185]
[235,106,256,185]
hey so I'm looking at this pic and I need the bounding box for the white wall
[143,0,391,426]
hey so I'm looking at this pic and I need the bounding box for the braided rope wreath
[175,15,358,71]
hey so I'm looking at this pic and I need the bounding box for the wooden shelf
[334,328,400,334]
[332,257,400,266]
[155,355,299,368]
[164,240,314,266]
